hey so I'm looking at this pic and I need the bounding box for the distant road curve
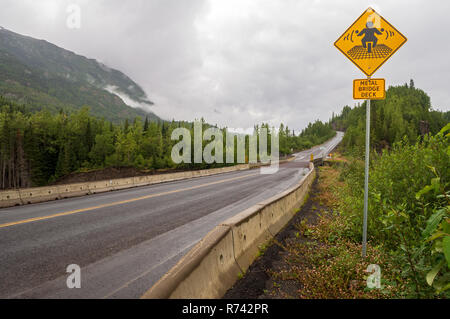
[0,132,343,299]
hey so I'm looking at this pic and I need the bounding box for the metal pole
[362,96,370,258]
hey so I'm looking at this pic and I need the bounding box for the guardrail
[141,161,316,299]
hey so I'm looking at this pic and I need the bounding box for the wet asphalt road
[0,132,343,299]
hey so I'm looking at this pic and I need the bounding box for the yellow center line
[0,172,259,229]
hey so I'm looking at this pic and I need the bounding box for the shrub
[337,124,450,297]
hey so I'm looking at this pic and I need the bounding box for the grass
[257,241,271,257]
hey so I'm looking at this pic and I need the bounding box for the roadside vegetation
[286,124,449,298]
[270,82,450,298]
[227,81,449,299]
[256,125,448,299]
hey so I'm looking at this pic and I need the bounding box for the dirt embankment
[51,166,189,185]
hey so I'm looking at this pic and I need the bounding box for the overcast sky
[1,0,449,132]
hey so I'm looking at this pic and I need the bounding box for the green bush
[337,124,450,297]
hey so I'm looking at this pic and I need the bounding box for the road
[0,132,343,299]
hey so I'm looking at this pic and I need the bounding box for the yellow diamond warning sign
[334,8,407,76]
[353,78,385,100]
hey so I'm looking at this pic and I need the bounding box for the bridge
[0,133,343,299]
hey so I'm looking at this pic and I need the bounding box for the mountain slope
[0,27,159,122]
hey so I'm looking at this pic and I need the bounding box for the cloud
[104,85,153,113]
[0,0,448,132]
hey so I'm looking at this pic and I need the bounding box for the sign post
[334,8,407,257]
[362,97,370,257]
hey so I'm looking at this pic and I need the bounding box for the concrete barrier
[0,189,22,208]
[142,162,316,299]
[111,178,135,191]
[145,174,161,185]
[88,180,114,194]
[223,205,271,272]
[132,176,149,187]
[19,186,61,204]
[146,225,241,299]
[0,163,259,209]
[57,183,90,199]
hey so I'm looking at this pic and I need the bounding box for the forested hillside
[331,80,449,152]
[0,96,180,189]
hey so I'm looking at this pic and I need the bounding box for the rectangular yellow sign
[353,78,385,100]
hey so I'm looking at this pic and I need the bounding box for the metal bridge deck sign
[334,7,407,76]
[353,78,385,100]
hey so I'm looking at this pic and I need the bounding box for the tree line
[0,96,335,189]
[330,80,449,153]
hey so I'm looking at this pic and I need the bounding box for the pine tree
[144,116,149,132]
